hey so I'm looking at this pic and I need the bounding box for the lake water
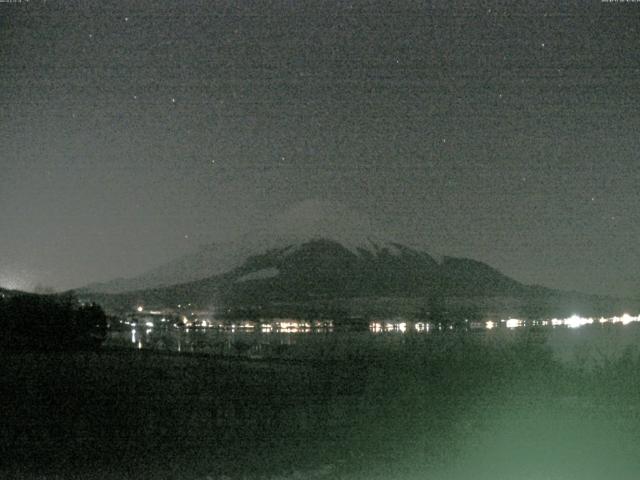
[99,319,640,480]
[106,322,343,357]
[8,317,640,480]
[106,317,640,365]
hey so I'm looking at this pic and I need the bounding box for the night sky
[1,0,639,296]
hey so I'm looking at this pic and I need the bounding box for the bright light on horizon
[0,273,34,292]
[505,319,521,329]
[495,314,640,330]
[564,315,593,329]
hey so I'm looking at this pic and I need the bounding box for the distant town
[121,304,640,334]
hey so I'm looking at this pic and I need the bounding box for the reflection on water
[110,320,332,357]
[500,313,640,330]
[106,313,640,358]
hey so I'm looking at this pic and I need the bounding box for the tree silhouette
[0,293,108,351]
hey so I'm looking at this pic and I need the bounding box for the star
[124,16,130,22]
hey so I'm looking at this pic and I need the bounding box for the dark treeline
[0,292,107,351]
[218,297,483,327]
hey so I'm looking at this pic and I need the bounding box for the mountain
[0,287,36,299]
[218,238,533,304]
[80,201,639,318]
[83,237,566,316]
[82,200,398,294]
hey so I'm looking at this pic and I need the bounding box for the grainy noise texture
[0,0,639,296]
